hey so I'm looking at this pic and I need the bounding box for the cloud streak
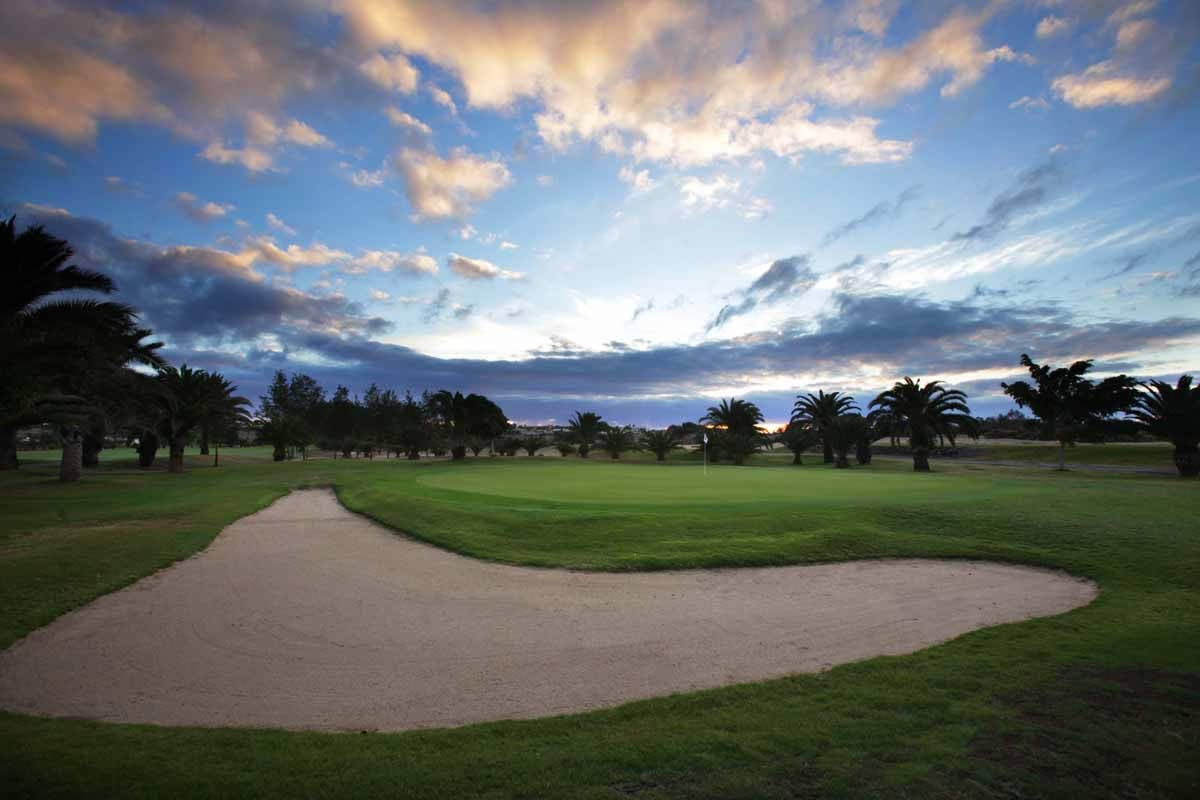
[822,185,919,246]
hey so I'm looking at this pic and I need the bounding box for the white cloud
[359,52,419,93]
[351,166,388,188]
[1035,16,1073,39]
[447,253,523,280]
[282,118,330,148]
[500,240,519,250]
[428,85,458,115]
[1009,95,1051,111]
[174,191,233,222]
[536,174,555,187]
[200,141,274,172]
[679,174,740,211]
[369,288,392,302]
[343,3,1012,169]
[249,238,350,271]
[347,250,439,276]
[1052,61,1170,108]
[201,112,330,172]
[266,212,296,236]
[395,147,511,220]
[1109,1,1158,27]
[455,223,478,240]
[385,107,432,135]
[618,166,657,193]
[741,196,773,220]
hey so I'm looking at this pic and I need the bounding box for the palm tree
[154,365,212,474]
[1128,375,1199,477]
[870,378,976,471]
[554,439,575,457]
[598,425,639,459]
[779,422,818,465]
[791,391,858,464]
[642,428,681,462]
[198,372,250,467]
[700,398,765,465]
[568,411,604,458]
[520,435,544,456]
[1,217,162,472]
[828,413,873,469]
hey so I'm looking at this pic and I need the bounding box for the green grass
[1,453,1198,798]
[958,441,1176,468]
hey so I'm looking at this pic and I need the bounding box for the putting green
[414,458,1030,506]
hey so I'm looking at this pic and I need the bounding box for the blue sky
[3,0,1199,426]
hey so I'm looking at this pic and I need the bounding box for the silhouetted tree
[871,378,976,472]
[1002,354,1138,470]
[598,425,639,459]
[700,398,765,465]
[1129,375,1200,477]
[568,411,604,458]
[642,428,681,461]
[791,391,858,464]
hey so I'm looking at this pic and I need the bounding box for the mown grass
[959,441,1176,468]
[1,453,1197,798]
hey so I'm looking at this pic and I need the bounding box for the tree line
[4,215,1196,479]
[1,217,511,480]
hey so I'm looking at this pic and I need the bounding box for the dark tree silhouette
[568,411,604,458]
[1128,375,1199,477]
[870,378,976,471]
[642,428,681,461]
[1002,354,1138,470]
[791,391,858,464]
[700,398,765,465]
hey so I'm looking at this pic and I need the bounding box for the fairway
[417,456,1029,505]
[1,454,1198,798]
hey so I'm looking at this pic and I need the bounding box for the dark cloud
[708,255,817,330]
[14,205,1200,427]
[1104,250,1151,280]
[953,158,1063,242]
[14,203,389,348]
[822,185,919,247]
[631,298,654,321]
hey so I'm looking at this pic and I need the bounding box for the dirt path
[0,489,1096,732]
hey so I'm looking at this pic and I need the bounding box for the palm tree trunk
[451,445,466,460]
[59,426,83,482]
[137,430,158,468]
[579,444,590,458]
[199,423,210,456]
[1174,446,1199,478]
[0,424,18,470]
[168,437,185,473]
[822,438,833,463]
[856,441,872,465]
[791,449,802,465]
[213,443,219,468]
[912,448,931,472]
[82,425,103,467]
[1058,442,1067,471]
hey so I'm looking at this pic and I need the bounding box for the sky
[3,0,1199,428]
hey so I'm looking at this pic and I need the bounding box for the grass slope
[1,453,1198,798]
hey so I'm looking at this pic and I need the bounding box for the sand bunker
[0,489,1096,732]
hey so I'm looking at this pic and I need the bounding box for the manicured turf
[1,453,1198,798]
[961,441,1176,468]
